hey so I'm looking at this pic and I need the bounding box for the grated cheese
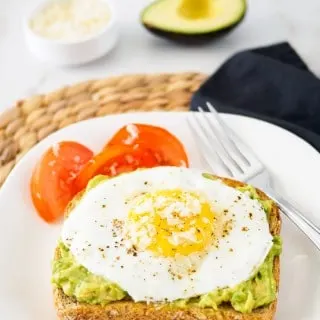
[109,163,117,176]
[74,155,81,163]
[123,124,139,145]
[52,143,60,157]
[168,228,197,246]
[30,0,111,41]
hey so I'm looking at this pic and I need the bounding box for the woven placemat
[0,72,207,186]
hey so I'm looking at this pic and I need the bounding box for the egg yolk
[128,190,216,257]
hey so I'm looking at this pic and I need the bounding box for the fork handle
[267,189,320,251]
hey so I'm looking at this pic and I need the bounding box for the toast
[53,176,281,320]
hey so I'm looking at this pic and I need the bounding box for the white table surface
[1,0,320,113]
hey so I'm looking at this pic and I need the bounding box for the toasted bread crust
[53,176,281,320]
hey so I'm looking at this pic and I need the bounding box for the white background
[1,0,320,112]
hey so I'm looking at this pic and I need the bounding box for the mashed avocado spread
[52,175,282,313]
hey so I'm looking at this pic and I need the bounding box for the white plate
[1,112,320,320]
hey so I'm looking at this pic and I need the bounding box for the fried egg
[61,167,273,303]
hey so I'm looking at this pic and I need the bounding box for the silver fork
[188,102,320,251]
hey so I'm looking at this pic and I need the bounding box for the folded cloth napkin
[191,42,320,152]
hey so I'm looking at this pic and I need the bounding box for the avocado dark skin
[141,0,247,44]
[142,13,246,45]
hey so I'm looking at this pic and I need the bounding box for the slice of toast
[53,176,281,320]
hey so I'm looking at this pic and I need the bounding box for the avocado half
[141,0,247,43]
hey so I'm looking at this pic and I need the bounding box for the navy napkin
[191,42,320,152]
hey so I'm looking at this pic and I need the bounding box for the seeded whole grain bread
[53,176,281,320]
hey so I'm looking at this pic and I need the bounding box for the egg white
[61,167,273,303]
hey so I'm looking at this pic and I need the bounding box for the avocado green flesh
[172,236,281,313]
[52,243,126,305]
[52,176,281,313]
[142,0,246,34]
[178,0,214,20]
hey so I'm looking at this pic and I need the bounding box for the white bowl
[23,0,118,66]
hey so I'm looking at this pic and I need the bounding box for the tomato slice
[105,124,189,167]
[30,141,93,223]
[75,145,159,191]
